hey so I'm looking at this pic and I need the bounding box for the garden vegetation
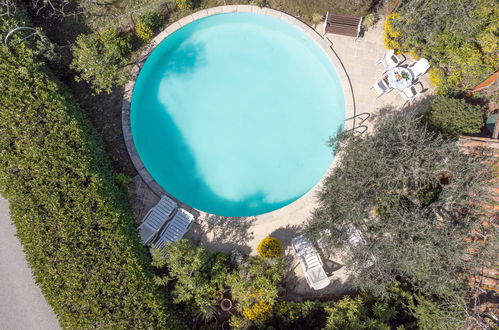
[305,106,494,327]
[0,14,180,329]
[386,0,498,94]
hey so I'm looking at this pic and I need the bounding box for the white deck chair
[154,208,195,253]
[397,84,420,106]
[371,76,391,98]
[378,49,402,72]
[347,225,375,267]
[291,235,330,290]
[408,58,430,79]
[138,195,177,245]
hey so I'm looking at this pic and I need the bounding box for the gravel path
[0,197,60,330]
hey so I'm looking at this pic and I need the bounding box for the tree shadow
[186,215,257,255]
[368,94,435,124]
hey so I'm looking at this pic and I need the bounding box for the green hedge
[0,41,180,328]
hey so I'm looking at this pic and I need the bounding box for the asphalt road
[0,197,60,330]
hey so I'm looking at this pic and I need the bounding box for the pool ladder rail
[343,112,370,135]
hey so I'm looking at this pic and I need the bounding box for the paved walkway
[0,197,60,330]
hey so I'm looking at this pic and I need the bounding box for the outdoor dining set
[372,49,430,105]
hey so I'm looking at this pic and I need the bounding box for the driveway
[0,197,60,330]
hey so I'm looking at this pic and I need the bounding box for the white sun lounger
[138,195,177,245]
[154,208,195,253]
[292,235,330,290]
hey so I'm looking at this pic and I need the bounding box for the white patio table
[387,67,413,89]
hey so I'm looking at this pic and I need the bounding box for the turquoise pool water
[131,12,345,217]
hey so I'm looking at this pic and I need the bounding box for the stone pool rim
[122,5,355,215]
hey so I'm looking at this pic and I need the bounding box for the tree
[305,105,492,304]
[71,27,132,94]
[152,240,229,319]
[425,96,484,138]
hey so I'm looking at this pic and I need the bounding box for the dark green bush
[71,28,132,94]
[426,96,484,138]
[0,41,180,328]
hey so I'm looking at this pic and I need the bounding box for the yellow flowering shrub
[135,22,153,41]
[175,0,192,10]
[257,237,283,258]
[384,34,403,54]
[384,13,401,38]
[242,299,273,321]
[429,67,445,89]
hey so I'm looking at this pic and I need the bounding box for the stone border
[122,5,355,214]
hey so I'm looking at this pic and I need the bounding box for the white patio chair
[378,49,402,72]
[347,225,376,267]
[138,195,177,245]
[291,235,330,290]
[408,58,430,79]
[371,75,391,98]
[154,208,195,253]
[397,84,420,106]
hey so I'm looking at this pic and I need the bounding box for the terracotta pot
[220,298,232,311]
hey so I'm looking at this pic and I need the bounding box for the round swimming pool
[131,12,345,217]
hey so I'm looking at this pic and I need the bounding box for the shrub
[71,28,132,94]
[257,237,283,258]
[426,96,484,138]
[242,292,273,321]
[362,13,378,30]
[0,42,180,328]
[135,13,161,41]
[383,14,404,54]
[228,257,284,324]
[151,240,229,317]
[175,0,193,10]
[384,13,401,38]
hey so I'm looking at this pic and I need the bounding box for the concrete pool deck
[126,7,434,298]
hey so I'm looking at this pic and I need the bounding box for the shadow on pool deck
[185,215,257,255]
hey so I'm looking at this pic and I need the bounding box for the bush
[151,240,229,318]
[257,237,283,258]
[135,13,161,41]
[71,28,132,94]
[175,0,193,10]
[228,257,284,324]
[426,96,484,138]
[0,41,180,328]
[383,13,404,54]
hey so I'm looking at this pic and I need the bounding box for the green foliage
[228,257,284,323]
[152,239,229,317]
[362,13,378,30]
[406,293,465,330]
[135,13,162,41]
[325,296,368,329]
[176,0,193,10]
[426,96,484,138]
[257,236,283,258]
[305,106,492,307]
[71,28,132,94]
[0,42,179,328]
[273,300,325,325]
[396,0,498,91]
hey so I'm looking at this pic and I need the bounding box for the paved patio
[130,11,434,299]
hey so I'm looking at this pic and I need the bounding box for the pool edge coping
[122,5,356,218]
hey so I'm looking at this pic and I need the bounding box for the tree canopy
[305,106,492,305]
